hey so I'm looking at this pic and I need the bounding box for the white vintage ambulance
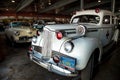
[28,9,119,80]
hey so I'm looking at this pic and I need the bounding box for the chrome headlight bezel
[64,41,74,53]
[14,31,20,36]
[76,25,86,36]
[32,36,37,43]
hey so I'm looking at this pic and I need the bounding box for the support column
[80,0,84,11]
[15,13,18,21]
[112,0,115,13]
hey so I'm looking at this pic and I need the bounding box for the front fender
[60,37,102,70]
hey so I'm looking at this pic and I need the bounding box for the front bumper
[15,36,33,43]
[27,51,78,77]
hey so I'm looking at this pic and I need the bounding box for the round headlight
[32,37,37,43]
[76,25,86,36]
[14,31,20,36]
[64,41,74,53]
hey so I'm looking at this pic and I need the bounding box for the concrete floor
[0,32,120,80]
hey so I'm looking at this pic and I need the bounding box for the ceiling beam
[85,0,111,9]
[62,0,111,14]
[16,0,34,12]
[39,0,77,13]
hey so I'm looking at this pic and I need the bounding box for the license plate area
[60,56,76,72]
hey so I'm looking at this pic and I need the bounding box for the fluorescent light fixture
[11,0,15,3]
[6,9,9,11]
[98,0,101,2]
[48,0,51,5]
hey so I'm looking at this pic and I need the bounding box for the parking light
[53,55,60,63]
[56,32,63,40]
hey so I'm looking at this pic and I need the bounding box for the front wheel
[10,37,17,47]
[81,54,95,80]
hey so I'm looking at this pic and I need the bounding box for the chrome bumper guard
[28,51,78,77]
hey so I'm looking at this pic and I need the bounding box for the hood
[44,23,98,31]
[44,23,98,38]
[13,26,36,32]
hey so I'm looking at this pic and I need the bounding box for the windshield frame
[11,22,30,27]
[71,15,100,24]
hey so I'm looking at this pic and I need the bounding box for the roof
[75,9,114,15]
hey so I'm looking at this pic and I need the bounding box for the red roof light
[95,8,100,13]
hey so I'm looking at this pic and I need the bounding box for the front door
[100,15,114,46]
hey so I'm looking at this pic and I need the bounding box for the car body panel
[28,10,119,76]
[5,21,37,43]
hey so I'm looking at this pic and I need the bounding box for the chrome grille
[42,29,52,59]
[19,36,32,41]
[34,46,42,53]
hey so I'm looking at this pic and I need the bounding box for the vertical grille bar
[42,30,52,59]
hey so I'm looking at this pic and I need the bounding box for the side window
[103,15,110,24]
[9,23,11,28]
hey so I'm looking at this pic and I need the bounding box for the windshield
[71,15,100,24]
[33,19,56,25]
[11,22,30,27]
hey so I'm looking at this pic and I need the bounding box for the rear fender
[112,29,119,42]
